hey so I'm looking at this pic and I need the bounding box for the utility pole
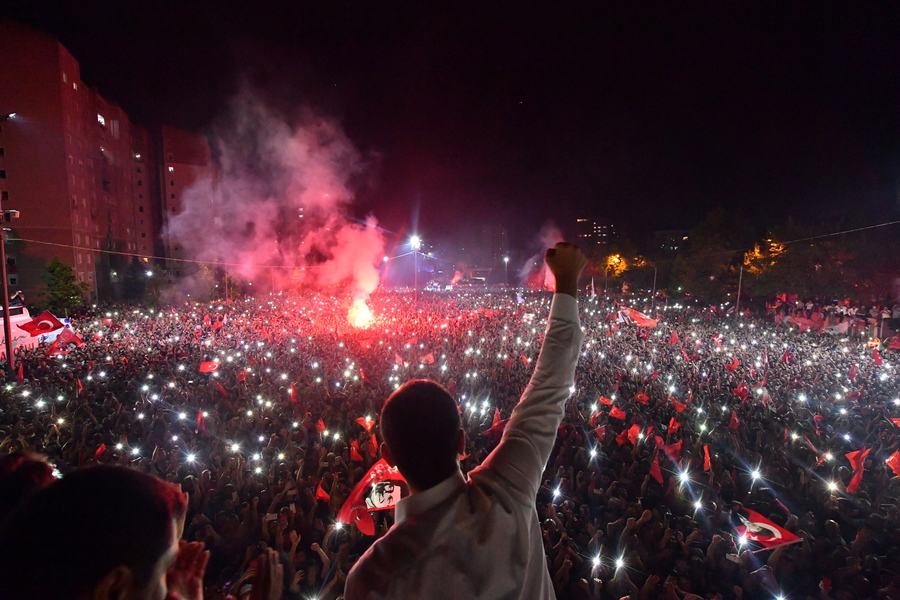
[0,113,18,377]
[650,265,658,310]
[735,263,744,318]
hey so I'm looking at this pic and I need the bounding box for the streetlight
[503,256,509,286]
[0,112,19,377]
[410,235,421,303]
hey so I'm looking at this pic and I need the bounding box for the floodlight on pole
[411,235,421,302]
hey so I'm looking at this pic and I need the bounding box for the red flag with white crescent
[886,451,900,478]
[355,416,375,432]
[734,508,801,549]
[16,311,64,336]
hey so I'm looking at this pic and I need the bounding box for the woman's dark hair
[0,465,187,600]
[380,379,461,490]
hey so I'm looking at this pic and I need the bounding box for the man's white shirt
[345,293,584,600]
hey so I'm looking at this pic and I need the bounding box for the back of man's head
[380,379,461,490]
[0,452,55,522]
[0,465,187,600]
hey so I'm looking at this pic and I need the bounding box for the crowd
[1,288,899,600]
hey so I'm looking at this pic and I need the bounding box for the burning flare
[348,298,374,328]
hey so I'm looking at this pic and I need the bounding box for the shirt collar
[395,470,466,524]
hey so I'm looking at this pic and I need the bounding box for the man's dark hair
[0,451,55,521]
[380,379,461,490]
[0,465,187,600]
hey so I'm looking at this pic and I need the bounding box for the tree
[43,258,88,314]
[668,208,755,304]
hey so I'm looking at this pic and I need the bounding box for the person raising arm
[345,242,586,600]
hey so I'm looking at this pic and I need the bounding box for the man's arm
[481,243,586,503]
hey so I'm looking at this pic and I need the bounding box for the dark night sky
[4,1,900,250]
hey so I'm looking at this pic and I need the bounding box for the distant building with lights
[575,218,618,250]
[0,19,210,299]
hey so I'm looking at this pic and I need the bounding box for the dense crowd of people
[1,285,899,599]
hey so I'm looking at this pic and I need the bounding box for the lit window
[168,166,174,172]
[97,114,106,126]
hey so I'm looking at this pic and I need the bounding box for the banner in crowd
[618,307,658,328]
[337,459,409,535]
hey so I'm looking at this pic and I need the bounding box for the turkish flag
[664,440,683,463]
[728,411,740,431]
[289,383,298,403]
[669,331,678,344]
[360,368,373,385]
[17,311,63,336]
[196,410,206,433]
[889,418,900,429]
[886,451,900,478]
[395,353,405,366]
[76,378,83,395]
[846,448,870,472]
[627,425,641,445]
[734,508,801,549]
[589,412,602,428]
[405,336,418,346]
[734,382,750,402]
[781,350,795,365]
[634,391,650,405]
[337,459,409,535]
[725,356,739,371]
[355,416,375,433]
[316,419,326,433]
[609,406,626,420]
[620,307,658,328]
[672,400,687,413]
[213,380,228,398]
[369,432,378,457]
[315,481,331,503]
[849,363,858,382]
[599,396,614,405]
[93,443,107,459]
[492,408,501,428]
[199,361,219,373]
[237,368,247,382]
[350,440,364,462]
[703,445,711,471]
[846,448,871,493]
[668,417,680,433]
[419,353,435,364]
[594,425,606,439]
[680,348,691,362]
[873,348,883,366]
[483,418,509,442]
[649,455,663,484]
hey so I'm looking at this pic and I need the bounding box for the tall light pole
[735,263,744,319]
[0,112,18,377]
[410,235,421,303]
[503,256,509,286]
